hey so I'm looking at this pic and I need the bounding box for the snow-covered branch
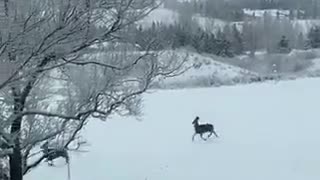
[0,1,188,179]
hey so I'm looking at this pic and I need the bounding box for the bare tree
[0,1,186,180]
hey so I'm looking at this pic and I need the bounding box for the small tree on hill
[307,25,320,48]
[231,24,244,55]
[278,35,291,53]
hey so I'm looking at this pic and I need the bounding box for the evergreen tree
[278,35,291,53]
[191,27,205,52]
[289,9,295,20]
[296,32,305,49]
[202,33,217,54]
[214,29,233,57]
[307,25,320,48]
[231,24,244,55]
[242,19,257,56]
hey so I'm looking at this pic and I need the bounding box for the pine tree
[201,32,216,54]
[296,32,305,49]
[242,19,257,56]
[278,35,291,53]
[231,24,244,55]
[307,25,320,48]
[214,29,233,57]
[191,27,205,52]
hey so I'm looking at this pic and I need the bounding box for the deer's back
[46,148,69,161]
[195,124,213,133]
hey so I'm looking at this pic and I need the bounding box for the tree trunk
[9,90,24,180]
[9,142,22,180]
[8,54,52,180]
[9,117,23,180]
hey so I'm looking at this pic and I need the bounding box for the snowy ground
[26,77,320,180]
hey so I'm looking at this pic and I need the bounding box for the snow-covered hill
[138,8,179,28]
[26,77,320,180]
[137,7,232,33]
[138,7,320,35]
[193,14,243,33]
[244,8,290,18]
[155,51,258,89]
[244,9,320,34]
[293,19,320,35]
[155,49,320,89]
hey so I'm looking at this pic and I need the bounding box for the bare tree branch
[0,1,187,178]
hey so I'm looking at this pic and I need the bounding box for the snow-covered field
[26,77,320,180]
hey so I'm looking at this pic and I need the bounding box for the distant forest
[127,0,320,57]
[164,0,320,21]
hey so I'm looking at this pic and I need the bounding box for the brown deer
[192,116,218,141]
[41,142,71,180]
[40,142,69,166]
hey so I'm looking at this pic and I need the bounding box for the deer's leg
[60,150,69,164]
[213,130,219,138]
[48,160,54,166]
[200,133,207,141]
[192,133,197,141]
[208,131,213,138]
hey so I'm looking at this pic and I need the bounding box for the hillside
[155,51,258,89]
[138,6,320,35]
[138,8,179,28]
[154,49,320,89]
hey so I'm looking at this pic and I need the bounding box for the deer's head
[192,116,200,125]
[41,141,49,150]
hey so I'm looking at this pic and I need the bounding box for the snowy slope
[304,55,320,76]
[25,77,320,180]
[243,9,320,35]
[244,9,290,18]
[155,51,258,89]
[193,14,243,33]
[138,8,179,28]
[139,7,320,35]
[193,14,227,32]
[137,7,231,33]
[292,19,320,34]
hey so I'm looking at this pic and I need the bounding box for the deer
[192,116,219,141]
[41,141,71,180]
[41,141,69,166]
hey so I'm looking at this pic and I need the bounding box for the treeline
[129,11,320,57]
[235,0,319,14]
[129,22,238,57]
[241,13,304,54]
[129,17,320,58]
